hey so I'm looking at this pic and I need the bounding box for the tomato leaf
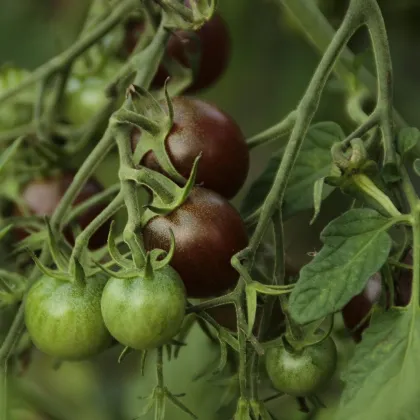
[288,209,392,324]
[336,308,420,420]
[397,127,420,160]
[241,122,343,220]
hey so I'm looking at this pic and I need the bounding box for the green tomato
[101,265,186,350]
[63,60,122,126]
[24,275,112,360]
[265,337,337,397]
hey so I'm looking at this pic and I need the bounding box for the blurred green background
[2,0,420,419]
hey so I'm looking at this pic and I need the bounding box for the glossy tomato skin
[153,13,231,92]
[131,97,249,199]
[101,265,186,350]
[124,13,230,92]
[15,172,111,249]
[143,187,248,298]
[342,272,382,342]
[24,275,112,360]
[265,337,337,397]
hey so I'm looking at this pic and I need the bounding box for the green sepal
[45,217,69,272]
[27,249,70,282]
[152,229,176,270]
[107,221,132,269]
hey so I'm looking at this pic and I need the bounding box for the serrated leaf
[241,122,342,220]
[337,308,420,420]
[289,209,392,324]
[397,127,420,159]
[413,158,420,176]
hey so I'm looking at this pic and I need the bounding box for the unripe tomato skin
[132,97,249,199]
[265,337,337,397]
[24,276,112,360]
[143,187,248,298]
[14,172,111,249]
[101,266,186,350]
[342,273,382,342]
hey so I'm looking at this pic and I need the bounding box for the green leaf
[337,308,420,420]
[0,136,24,176]
[241,122,343,220]
[397,127,420,159]
[289,209,392,324]
[413,158,420,176]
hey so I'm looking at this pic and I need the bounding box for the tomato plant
[131,96,249,199]
[24,275,112,360]
[1,0,420,419]
[143,187,248,297]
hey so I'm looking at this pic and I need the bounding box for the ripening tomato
[124,11,230,92]
[265,336,337,397]
[342,272,382,342]
[101,265,186,350]
[24,275,112,360]
[143,187,248,298]
[14,172,111,249]
[131,97,249,199]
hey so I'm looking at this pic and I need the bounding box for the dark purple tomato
[124,12,230,92]
[342,272,382,342]
[142,187,248,298]
[14,172,111,249]
[131,97,249,199]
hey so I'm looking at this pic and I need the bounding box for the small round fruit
[131,97,249,199]
[143,187,248,298]
[15,172,111,249]
[342,272,382,342]
[101,265,186,350]
[265,337,337,397]
[153,13,231,92]
[123,12,230,92]
[24,275,112,360]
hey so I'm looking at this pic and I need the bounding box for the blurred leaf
[397,127,420,160]
[241,122,343,220]
[289,209,392,324]
[337,309,420,420]
[0,224,12,241]
[0,136,24,176]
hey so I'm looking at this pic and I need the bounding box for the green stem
[246,111,296,150]
[70,192,124,264]
[361,0,398,179]
[248,1,361,259]
[279,0,406,129]
[0,0,136,104]
[63,183,121,226]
